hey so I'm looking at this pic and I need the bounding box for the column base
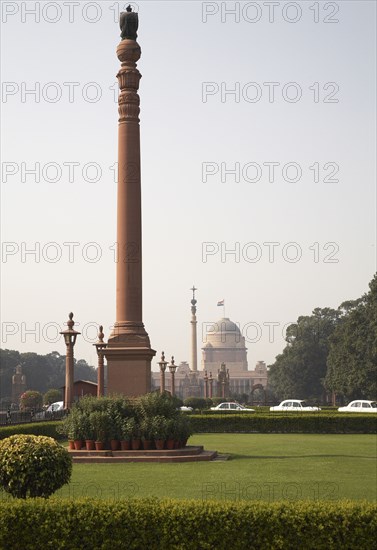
[108,321,151,348]
[104,346,156,397]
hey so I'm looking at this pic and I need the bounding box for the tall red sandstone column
[104,7,155,396]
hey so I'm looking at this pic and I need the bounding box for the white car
[338,400,377,413]
[179,406,193,412]
[270,400,321,412]
[34,401,64,419]
[210,402,255,412]
[46,401,64,413]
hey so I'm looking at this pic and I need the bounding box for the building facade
[151,316,268,401]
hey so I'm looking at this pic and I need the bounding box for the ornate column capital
[116,39,141,123]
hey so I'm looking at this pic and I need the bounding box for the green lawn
[53,434,376,503]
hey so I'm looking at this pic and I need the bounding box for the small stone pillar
[94,326,107,397]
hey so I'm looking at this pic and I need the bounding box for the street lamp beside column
[158,351,168,393]
[94,325,107,397]
[204,371,209,399]
[209,372,213,399]
[168,356,177,396]
[60,312,80,410]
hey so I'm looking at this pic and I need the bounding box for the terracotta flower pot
[155,439,165,450]
[142,439,152,450]
[110,439,120,451]
[121,440,131,450]
[166,438,175,450]
[95,441,104,451]
[85,440,95,451]
[131,438,141,450]
[74,439,82,450]
[68,440,75,450]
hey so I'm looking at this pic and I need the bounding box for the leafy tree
[183,397,208,410]
[20,390,43,410]
[230,392,250,404]
[0,349,21,402]
[0,349,97,401]
[44,389,62,405]
[268,308,341,401]
[325,274,377,400]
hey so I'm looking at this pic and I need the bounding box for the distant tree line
[0,350,97,406]
[268,274,377,403]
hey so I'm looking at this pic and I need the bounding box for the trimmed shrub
[0,499,375,549]
[1,413,375,440]
[0,421,63,441]
[190,414,377,434]
[0,435,72,499]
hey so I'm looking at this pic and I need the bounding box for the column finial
[190,285,197,305]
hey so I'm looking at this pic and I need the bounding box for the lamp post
[204,371,209,399]
[94,325,107,397]
[158,351,168,394]
[168,356,177,396]
[208,372,213,399]
[60,313,80,410]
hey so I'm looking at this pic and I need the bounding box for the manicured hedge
[0,421,62,441]
[190,414,377,434]
[1,415,376,439]
[0,499,375,549]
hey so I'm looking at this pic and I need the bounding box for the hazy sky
[1,1,376,371]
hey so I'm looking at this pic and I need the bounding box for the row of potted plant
[57,399,192,451]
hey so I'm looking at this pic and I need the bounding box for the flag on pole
[217,300,224,306]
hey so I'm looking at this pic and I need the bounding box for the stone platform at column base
[69,445,217,463]
[104,346,156,396]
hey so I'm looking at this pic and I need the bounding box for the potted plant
[140,417,154,450]
[120,418,135,450]
[177,415,193,448]
[89,411,109,450]
[108,412,122,451]
[165,419,176,450]
[131,421,141,450]
[152,415,168,450]
[82,414,95,450]
[69,409,85,450]
[56,414,75,449]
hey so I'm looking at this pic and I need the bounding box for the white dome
[204,318,245,349]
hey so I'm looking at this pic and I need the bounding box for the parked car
[179,406,193,412]
[270,400,321,412]
[210,402,255,412]
[35,401,64,420]
[46,401,64,413]
[338,400,377,413]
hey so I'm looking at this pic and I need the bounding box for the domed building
[201,318,267,397]
[151,293,268,401]
[202,318,248,372]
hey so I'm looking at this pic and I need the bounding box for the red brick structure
[61,380,97,402]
